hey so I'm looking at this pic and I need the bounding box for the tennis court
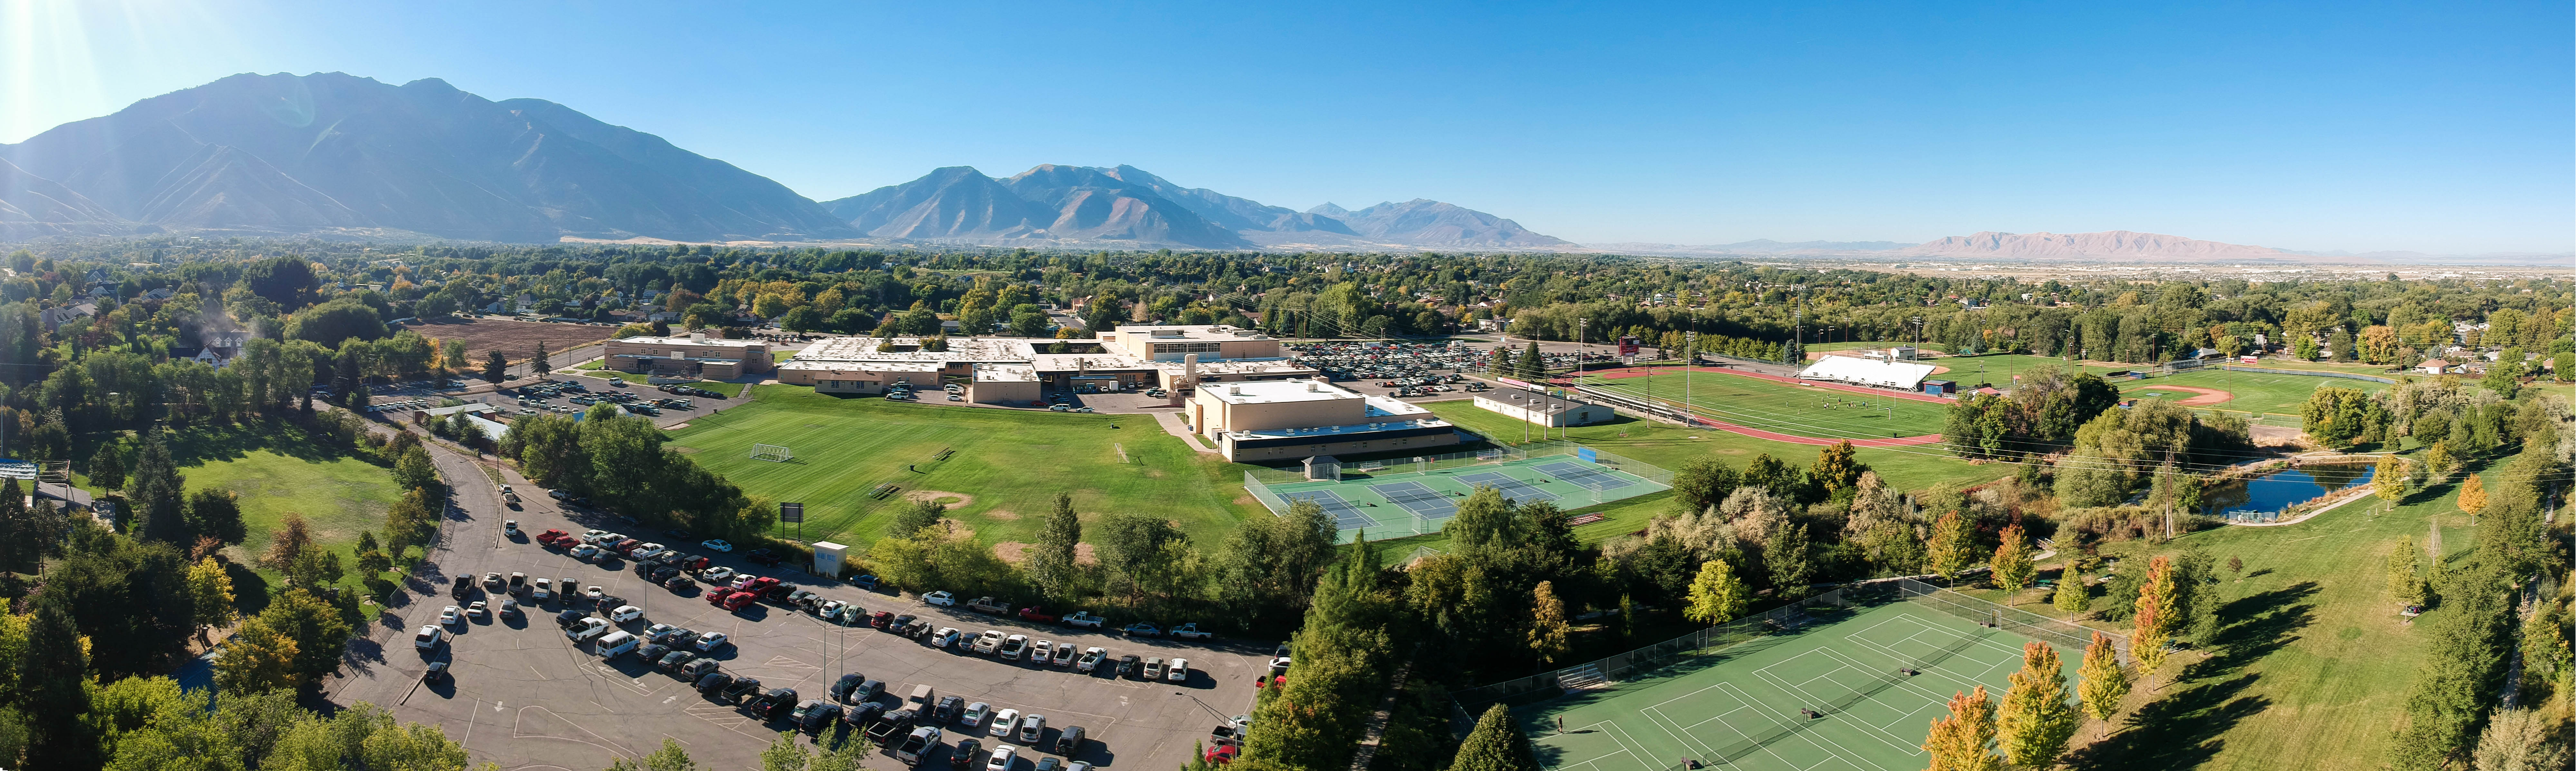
[1249,449,1671,540]
[1521,602,2057,771]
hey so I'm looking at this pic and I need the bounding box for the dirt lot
[400,317,616,361]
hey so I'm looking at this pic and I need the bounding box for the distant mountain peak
[1306,202,1350,218]
[1899,230,2287,259]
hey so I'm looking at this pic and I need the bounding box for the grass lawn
[664,385,1262,548]
[168,422,404,593]
[1568,370,1950,439]
[2127,367,2390,425]
[1807,340,1950,354]
[2048,453,2504,770]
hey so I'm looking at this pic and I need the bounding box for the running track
[1557,366,1951,447]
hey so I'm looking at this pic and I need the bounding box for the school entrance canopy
[1798,356,1938,390]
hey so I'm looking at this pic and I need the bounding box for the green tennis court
[1251,451,1671,540]
[1520,602,2064,771]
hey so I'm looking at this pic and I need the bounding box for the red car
[610,538,642,556]
[536,529,570,547]
[1017,607,1058,624]
[870,611,894,628]
[706,588,732,606]
[1204,745,1238,765]
[718,591,757,611]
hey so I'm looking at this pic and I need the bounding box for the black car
[695,672,734,695]
[657,649,697,672]
[1115,654,1140,677]
[636,643,671,664]
[664,575,696,591]
[662,529,692,540]
[649,566,682,584]
[556,609,589,629]
[950,738,980,769]
[933,695,965,722]
[830,673,865,703]
[746,548,782,566]
[664,629,701,648]
[795,700,842,732]
[422,660,448,683]
[854,678,885,702]
[839,701,884,730]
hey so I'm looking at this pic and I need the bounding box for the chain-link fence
[1453,576,2134,714]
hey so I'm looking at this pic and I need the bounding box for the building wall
[1472,396,1614,426]
[1218,429,1460,462]
[600,338,772,374]
[970,379,1040,404]
[1193,390,1365,436]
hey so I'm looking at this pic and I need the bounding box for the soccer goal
[751,444,793,463]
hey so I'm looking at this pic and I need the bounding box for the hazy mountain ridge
[0,72,857,242]
[819,166,1564,250]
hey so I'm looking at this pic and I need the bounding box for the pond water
[2202,463,2375,516]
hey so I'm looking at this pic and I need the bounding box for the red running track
[1557,366,1953,447]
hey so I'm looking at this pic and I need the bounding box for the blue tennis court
[1538,461,1637,491]
[1455,471,1559,503]
[1372,480,1459,519]
[1280,490,1374,530]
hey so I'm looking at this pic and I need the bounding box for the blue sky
[4,0,2569,252]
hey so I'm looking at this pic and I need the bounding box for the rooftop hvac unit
[1228,385,1242,396]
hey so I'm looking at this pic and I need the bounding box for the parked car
[1170,623,1215,640]
[1015,714,1045,743]
[595,631,640,657]
[1061,612,1106,629]
[1054,725,1087,756]
[466,600,489,619]
[570,544,601,561]
[1142,657,1166,680]
[999,635,1029,660]
[988,709,1019,737]
[985,744,1018,771]
[830,673,865,703]
[950,738,983,770]
[1115,655,1139,677]
[696,631,731,651]
[1029,640,1053,663]
[702,566,736,583]
[608,604,643,623]
[924,591,957,607]
[644,624,682,642]
[413,626,443,649]
[972,630,1006,655]
[701,539,734,552]
[930,627,961,648]
[792,700,842,733]
[818,600,846,619]
[1017,607,1058,624]
[746,548,782,566]
[934,695,966,722]
[1076,647,1106,672]
[422,660,448,683]
[1167,658,1189,682]
[962,701,993,729]
[1051,643,1078,666]
[1121,623,1161,637]
[681,658,720,680]
[439,606,462,626]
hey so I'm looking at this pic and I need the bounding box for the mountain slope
[0,72,855,242]
[820,166,1050,239]
[1335,199,1573,248]
[0,158,128,240]
[1000,165,1251,248]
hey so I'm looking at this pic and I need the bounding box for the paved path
[1153,412,1220,455]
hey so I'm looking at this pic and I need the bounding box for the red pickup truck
[1017,607,1058,624]
[535,529,571,547]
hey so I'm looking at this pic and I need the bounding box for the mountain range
[0,72,1571,250]
[819,164,1573,250]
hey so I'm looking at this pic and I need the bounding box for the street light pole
[1684,330,1696,427]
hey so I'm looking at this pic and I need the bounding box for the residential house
[39,302,96,330]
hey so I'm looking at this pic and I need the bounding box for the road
[327,432,1263,770]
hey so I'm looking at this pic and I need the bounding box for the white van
[595,630,639,657]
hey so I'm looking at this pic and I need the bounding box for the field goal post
[751,443,793,463]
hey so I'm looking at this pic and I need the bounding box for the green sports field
[1567,370,1949,439]
[2124,367,2389,426]
[167,423,404,595]
[1522,601,2064,771]
[663,385,1260,546]
[1257,453,1671,540]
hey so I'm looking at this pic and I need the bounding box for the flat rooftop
[1204,379,1360,405]
[778,359,944,373]
[1111,324,1276,342]
[793,335,1037,364]
[974,364,1039,382]
[618,335,765,349]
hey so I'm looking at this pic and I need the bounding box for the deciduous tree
[1528,581,1570,666]
[212,616,299,695]
[2077,632,2129,720]
[1029,493,1082,603]
[2386,536,2425,606]
[1928,510,1977,582]
[1684,559,1748,625]
[2053,563,2091,618]
[1990,524,2035,592]
[2133,556,2176,675]
[1995,641,2077,766]
[186,556,235,633]
[1920,686,2000,771]
[2456,473,2487,518]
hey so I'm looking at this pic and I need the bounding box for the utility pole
[1577,318,1589,378]
[1790,284,1806,366]
[1684,330,1696,427]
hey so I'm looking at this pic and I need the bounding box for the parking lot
[335,465,1266,770]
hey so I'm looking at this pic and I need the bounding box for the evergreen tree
[1450,703,1541,771]
[126,432,187,544]
[20,593,94,768]
[1528,581,1570,666]
[1920,686,2000,771]
[1518,341,1544,379]
[1995,641,2078,766]
[482,350,509,383]
[184,487,247,546]
[2470,708,2568,771]
[1928,510,1976,582]
[87,442,125,491]
[2053,563,2091,618]
[1029,493,1082,603]
[1990,524,2036,592]
[2077,632,2129,720]
[531,341,551,377]
[1241,536,1391,771]
[0,478,34,573]
[2386,536,2425,606]
[890,499,945,539]
[1684,559,1749,624]
[1765,523,1813,596]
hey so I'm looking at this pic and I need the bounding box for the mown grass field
[168,423,403,591]
[1806,340,1950,354]
[664,385,1261,547]
[2046,448,2503,771]
[1570,369,1950,439]
[2127,367,2390,425]
[1425,400,1984,494]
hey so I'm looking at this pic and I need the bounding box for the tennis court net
[1696,626,1987,764]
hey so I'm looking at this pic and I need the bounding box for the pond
[2202,463,2375,519]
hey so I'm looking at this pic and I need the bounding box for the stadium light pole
[1684,330,1696,428]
